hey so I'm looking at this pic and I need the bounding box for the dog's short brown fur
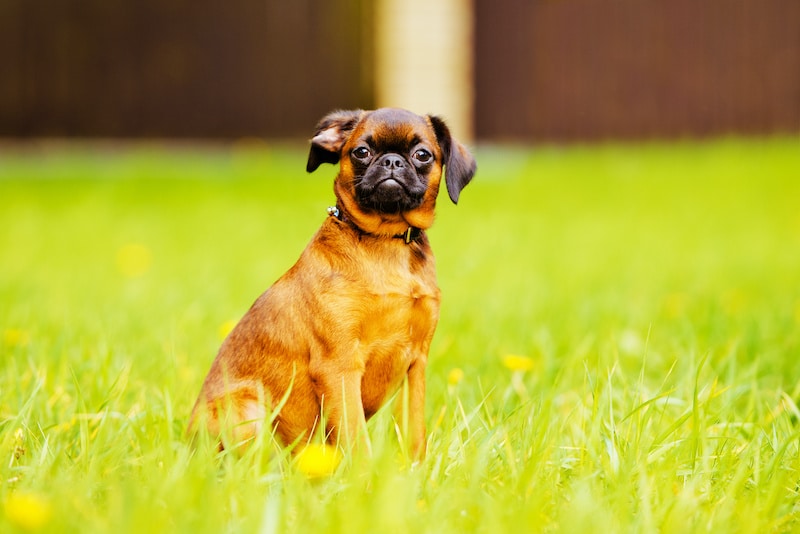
[189,108,476,458]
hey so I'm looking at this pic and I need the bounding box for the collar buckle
[402,226,414,244]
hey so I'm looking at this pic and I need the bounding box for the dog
[189,108,476,459]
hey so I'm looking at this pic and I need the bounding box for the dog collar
[327,206,422,245]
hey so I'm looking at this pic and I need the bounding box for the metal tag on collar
[326,206,340,219]
[403,227,414,244]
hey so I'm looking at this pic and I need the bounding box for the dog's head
[306,108,476,236]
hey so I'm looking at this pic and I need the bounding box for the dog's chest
[360,260,439,403]
[306,224,440,355]
[358,288,438,416]
[354,247,440,340]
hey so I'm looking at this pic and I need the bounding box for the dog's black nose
[380,155,406,169]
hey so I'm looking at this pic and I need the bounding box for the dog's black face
[349,131,434,213]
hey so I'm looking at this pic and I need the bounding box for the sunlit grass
[1,137,799,532]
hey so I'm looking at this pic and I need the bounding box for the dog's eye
[352,147,371,159]
[413,149,432,163]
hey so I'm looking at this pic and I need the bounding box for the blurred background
[2,0,798,143]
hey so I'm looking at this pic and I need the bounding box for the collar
[326,206,422,245]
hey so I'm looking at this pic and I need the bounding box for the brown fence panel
[0,0,373,138]
[475,0,800,141]
[3,0,798,141]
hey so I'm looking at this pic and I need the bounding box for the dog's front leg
[406,357,427,460]
[310,358,370,454]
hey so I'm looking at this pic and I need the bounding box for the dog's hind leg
[190,382,267,451]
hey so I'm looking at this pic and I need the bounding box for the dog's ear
[306,110,365,173]
[428,115,477,204]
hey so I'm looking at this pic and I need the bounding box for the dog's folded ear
[306,110,365,173]
[428,115,477,204]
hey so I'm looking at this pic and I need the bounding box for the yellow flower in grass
[3,329,30,347]
[3,491,52,531]
[447,367,464,386]
[295,443,342,478]
[218,319,238,341]
[502,354,535,373]
[115,243,152,278]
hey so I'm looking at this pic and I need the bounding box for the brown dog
[189,108,476,458]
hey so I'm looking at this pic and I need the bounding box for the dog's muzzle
[356,155,426,212]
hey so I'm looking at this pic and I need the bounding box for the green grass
[1,137,800,533]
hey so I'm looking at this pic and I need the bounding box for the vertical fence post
[374,0,475,141]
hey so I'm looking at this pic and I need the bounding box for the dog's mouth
[376,176,406,192]
[356,174,425,213]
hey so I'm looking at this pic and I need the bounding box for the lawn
[1,137,799,533]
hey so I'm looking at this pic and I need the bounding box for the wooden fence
[0,0,371,138]
[475,0,800,141]
[1,0,798,141]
